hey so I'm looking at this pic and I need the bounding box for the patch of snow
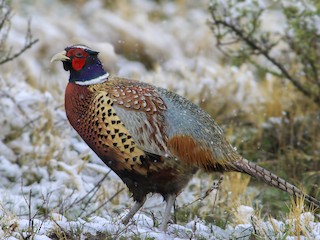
[236,205,255,224]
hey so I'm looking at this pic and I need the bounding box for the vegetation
[0,0,319,238]
[0,0,38,65]
[208,0,320,105]
[204,0,320,222]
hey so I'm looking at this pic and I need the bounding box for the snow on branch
[208,0,320,106]
[0,0,38,65]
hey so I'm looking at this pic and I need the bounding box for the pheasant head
[51,45,109,85]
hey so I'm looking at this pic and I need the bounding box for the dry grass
[0,0,319,238]
[200,75,319,210]
[172,71,320,228]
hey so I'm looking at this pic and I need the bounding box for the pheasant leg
[160,193,176,232]
[122,197,146,225]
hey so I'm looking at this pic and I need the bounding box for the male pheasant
[51,45,319,231]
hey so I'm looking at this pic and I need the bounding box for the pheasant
[51,45,319,231]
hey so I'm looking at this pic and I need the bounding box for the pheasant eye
[75,50,83,57]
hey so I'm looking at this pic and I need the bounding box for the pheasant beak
[50,50,70,62]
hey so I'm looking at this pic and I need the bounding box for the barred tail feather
[233,159,320,209]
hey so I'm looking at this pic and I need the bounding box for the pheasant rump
[51,45,319,231]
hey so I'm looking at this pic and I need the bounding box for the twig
[84,187,125,218]
[51,218,70,239]
[0,0,11,30]
[251,215,273,240]
[65,170,111,212]
[20,178,35,239]
[78,171,111,217]
[176,175,224,210]
[208,4,320,106]
[0,39,38,65]
[0,16,39,65]
[28,190,34,236]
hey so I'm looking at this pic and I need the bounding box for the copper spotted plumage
[51,45,320,231]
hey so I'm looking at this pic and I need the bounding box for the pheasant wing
[92,77,240,170]
[107,78,171,157]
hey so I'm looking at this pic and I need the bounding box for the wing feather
[89,76,240,169]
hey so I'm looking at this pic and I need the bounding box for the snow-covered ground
[0,0,319,239]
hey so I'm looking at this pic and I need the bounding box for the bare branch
[84,187,125,218]
[0,1,38,65]
[208,2,320,105]
[63,171,111,214]
[0,29,39,65]
[0,1,11,30]
[176,175,224,210]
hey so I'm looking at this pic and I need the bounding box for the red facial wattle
[72,58,86,71]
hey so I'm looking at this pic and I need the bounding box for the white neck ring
[75,72,109,85]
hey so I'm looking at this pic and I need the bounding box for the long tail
[232,159,320,209]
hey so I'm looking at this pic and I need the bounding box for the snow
[0,0,319,239]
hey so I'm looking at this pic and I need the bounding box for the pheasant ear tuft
[86,48,99,55]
